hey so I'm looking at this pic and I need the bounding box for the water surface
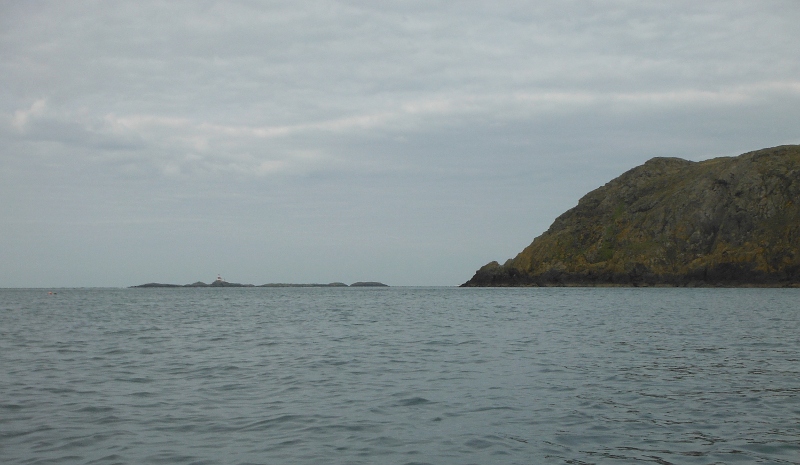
[1,287,798,464]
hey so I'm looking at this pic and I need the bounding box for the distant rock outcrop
[463,145,800,287]
[209,280,253,287]
[132,280,386,288]
[259,282,349,287]
[132,283,183,288]
[131,280,252,288]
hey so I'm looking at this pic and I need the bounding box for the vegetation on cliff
[463,145,800,287]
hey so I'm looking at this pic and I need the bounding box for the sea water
[1,287,798,464]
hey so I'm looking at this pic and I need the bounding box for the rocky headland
[463,145,800,287]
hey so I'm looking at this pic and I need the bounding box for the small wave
[0,424,54,440]
[396,397,431,406]
[115,377,153,383]
[97,415,122,425]
[237,414,310,431]
[470,405,518,413]
[464,438,496,449]
[77,406,114,413]
[301,423,373,434]
[86,454,126,464]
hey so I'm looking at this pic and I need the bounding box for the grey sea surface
[1,287,798,465]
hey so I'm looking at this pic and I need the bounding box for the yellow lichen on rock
[463,145,800,287]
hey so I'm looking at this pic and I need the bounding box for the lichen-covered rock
[463,145,800,287]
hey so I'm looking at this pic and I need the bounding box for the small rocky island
[463,145,800,287]
[131,277,388,288]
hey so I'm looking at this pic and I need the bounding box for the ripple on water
[1,287,798,464]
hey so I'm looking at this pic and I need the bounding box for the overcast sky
[2,1,799,287]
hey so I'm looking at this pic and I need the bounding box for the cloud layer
[2,1,799,286]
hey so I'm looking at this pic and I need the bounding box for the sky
[2,1,799,287]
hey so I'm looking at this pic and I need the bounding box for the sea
[1,287,798,465]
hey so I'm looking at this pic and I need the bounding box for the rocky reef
[463,145,800,287]
[132,281,253,288]
[132,281,386,288]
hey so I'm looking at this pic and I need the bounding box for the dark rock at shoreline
[463,145,800,287]
[349,282,389,287]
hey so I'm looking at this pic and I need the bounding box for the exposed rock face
[463,145,800,287]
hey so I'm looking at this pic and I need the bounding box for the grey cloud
[2,1,800,286]
[13,116,145,152]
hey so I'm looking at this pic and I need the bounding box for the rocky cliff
[463,145,800,287]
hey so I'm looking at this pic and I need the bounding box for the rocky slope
[463,145,800,287]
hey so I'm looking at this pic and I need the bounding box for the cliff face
[463,145,800,287]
